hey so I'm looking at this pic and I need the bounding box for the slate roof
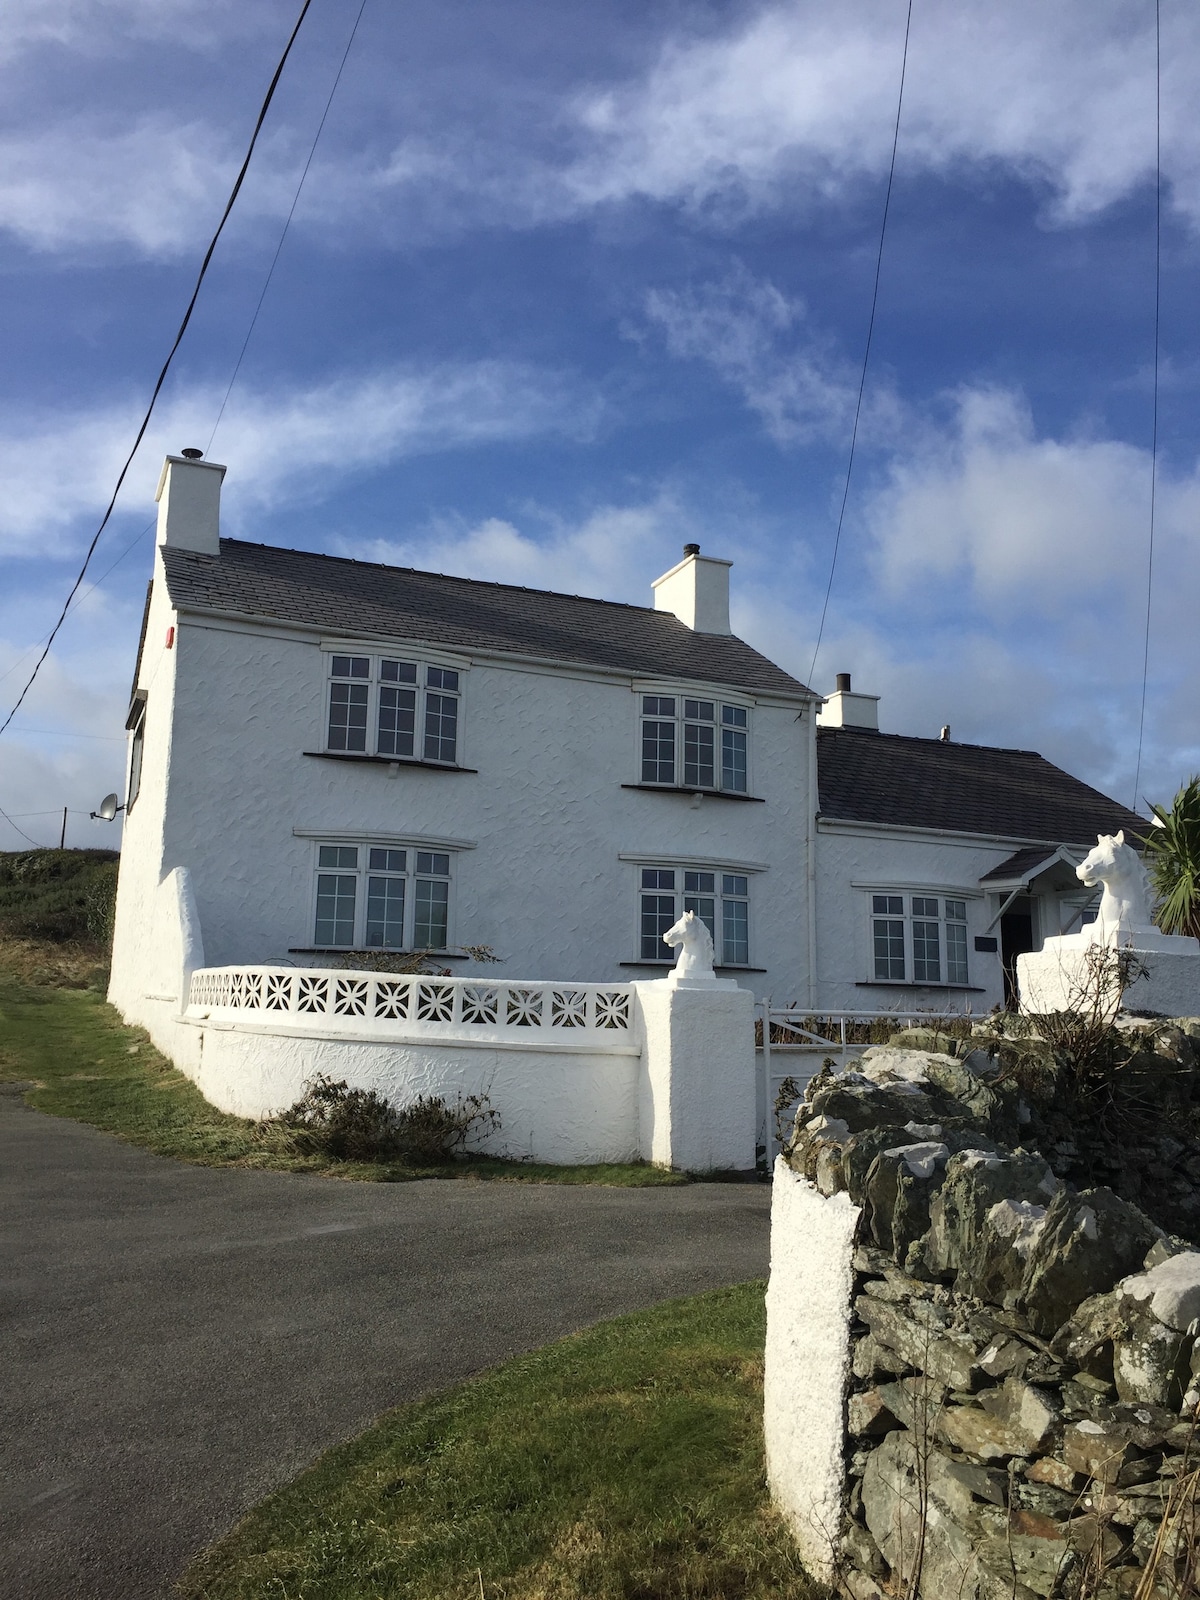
[817,725,1145,845]
[161,540,812,698]
[979,846,1079,884]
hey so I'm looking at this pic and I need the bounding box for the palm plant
[1140,776,1200,939]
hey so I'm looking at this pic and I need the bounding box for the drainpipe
[805,704,818,1008]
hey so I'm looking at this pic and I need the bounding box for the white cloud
[566,0,1200,227]
[7,2,1200,256]
[345,495,695,605]
[865,386,1200,618]
[0,360,601,556]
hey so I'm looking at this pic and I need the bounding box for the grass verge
[176,1282,822,1600]
[0,970,686,1185]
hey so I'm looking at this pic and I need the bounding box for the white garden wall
[763,1158,860,1585]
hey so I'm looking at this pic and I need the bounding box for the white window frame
[321,647,468,766]
[634,687,752,794]
[635,864,753,967]
[867,891,972,986]
[309,841,456,951]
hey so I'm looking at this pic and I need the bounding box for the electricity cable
[0,0,315,741]
[806,0,913,691]
[208,0,369,456]
[1132,0,1161,810]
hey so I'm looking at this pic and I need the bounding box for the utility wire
[0,0,315,741]
[807,0,913,691]
[209,0,369,456]
[1132,0,1161,809]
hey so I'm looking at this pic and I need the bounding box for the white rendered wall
[764,1159,860,1584]
[182,1022,641,1165]
[814,821,1015,1013]
[108,544,186,1047]
[634,979,757,1170]
[145,612,812,1001]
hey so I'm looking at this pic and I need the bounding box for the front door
[1000,895,1037,1008]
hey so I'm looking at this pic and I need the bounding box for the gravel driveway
[1,1086,770,1599]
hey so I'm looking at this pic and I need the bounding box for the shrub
[256,1075,500,1164]
[1141,775,1200,940]
[0,849,119,945]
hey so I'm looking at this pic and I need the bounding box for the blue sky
[2,0,1198,848]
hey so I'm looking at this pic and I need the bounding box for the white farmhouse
[108,452,819,1063]
[108,452,1146,1062]
[811,674,1145,1013]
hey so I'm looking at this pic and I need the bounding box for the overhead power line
[807,0,914,691]
[1132,0,1162,809]
[209,0,370,456]
[0,0,315,742]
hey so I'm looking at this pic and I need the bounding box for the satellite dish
[92,793,121,822]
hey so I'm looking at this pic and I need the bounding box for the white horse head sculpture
[663,909,716,980]
[1076,831,1151,942]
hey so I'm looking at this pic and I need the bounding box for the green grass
[175,1283,823,1600]
[0,973,686,1186]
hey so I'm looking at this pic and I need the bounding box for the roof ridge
[816,725,1041,759]
[218,537,665,619]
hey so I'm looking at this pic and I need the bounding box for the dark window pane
[640,892,676,959]
[683,699,714,721]
[873,919,905,980]
[368,848,405,872]
[641,868,674,890]
[414,877,449,948]
[318,845,357,868]
[416,851,450,876]
[641,720,675,783]
[723,898,749,965]
[378,685,416,756]
[427,666,459,691]
[946,922,969,985]
[315,874,356,945]
[642,695,675,716]
[380,659,417,683]
[327,681,368,751]
[913,920,941,982]
[683,721,715,788]
[873,894,903,916]
[723,874,748,897]
[722,704,748,727]
[721,727,747,792]
[365,876,406,947]
[684,871,715,893]
[423,693,458,763]
[331,655,369,678]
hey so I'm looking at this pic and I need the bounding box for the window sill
[288,948,470,960]
[620,784,765,803]
[304,751,477,773]
[619,961,767,973]
[854,980,988,992]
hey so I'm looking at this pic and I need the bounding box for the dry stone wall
[771,1017,1200,1600]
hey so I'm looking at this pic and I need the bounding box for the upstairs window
[638,867,751,966]
[871,894,969,985]
[314,843,453,949]
[639,696,749,792]
[326,655,462,764]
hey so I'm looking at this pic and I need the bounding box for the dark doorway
[1000,897,1036,1008]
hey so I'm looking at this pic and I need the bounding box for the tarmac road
[0,1085,771,1599]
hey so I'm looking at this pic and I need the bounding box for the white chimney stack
[816,672,880,731]
[651,543,732,635]
[156,451,226,556]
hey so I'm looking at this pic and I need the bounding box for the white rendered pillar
[633,977,757,1171]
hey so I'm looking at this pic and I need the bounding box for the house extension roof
[161,540,812,699]
[817,725,1145,845]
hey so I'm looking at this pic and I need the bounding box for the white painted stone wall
[764,1158,860,1584]
[185,1020,642,1165]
